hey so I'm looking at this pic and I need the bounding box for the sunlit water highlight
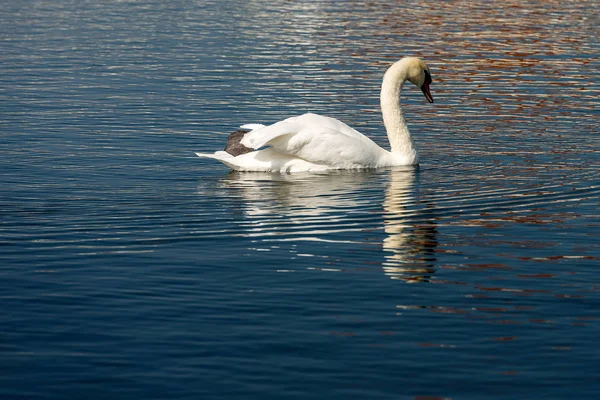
[1,1,599,399]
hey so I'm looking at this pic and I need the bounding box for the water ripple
[1,0,599,398]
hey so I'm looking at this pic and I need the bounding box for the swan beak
[421,83,433,103]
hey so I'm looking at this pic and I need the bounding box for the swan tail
[195,151,243,170]
[240,121,297,149]
[195,151,234,161]
[195,149,277,172]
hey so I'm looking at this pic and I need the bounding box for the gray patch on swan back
[224,129,252,156]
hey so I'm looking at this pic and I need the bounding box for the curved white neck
[380,64,415,156]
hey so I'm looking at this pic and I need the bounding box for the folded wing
[240,113,386,168]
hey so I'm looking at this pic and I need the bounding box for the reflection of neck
[382,170,437,282]
[380,64,415,156]
[383,170,415,259]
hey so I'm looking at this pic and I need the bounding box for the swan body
[196,57,433,172]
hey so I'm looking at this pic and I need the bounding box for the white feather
[240,123,265,131]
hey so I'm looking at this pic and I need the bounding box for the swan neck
[380,68,415,156]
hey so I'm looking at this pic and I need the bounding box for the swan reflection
[383,170,438,283]
[217,171,375,221]
[212,169,437,282]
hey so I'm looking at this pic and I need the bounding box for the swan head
[402,57,434,103]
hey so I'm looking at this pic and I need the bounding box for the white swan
[196,57,433,172]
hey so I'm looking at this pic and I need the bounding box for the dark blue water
[1,1,599,399]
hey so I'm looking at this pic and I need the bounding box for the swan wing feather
[240,120,299,149]
[240,113,387,168]
[284,113,365,139]
[240,123,265,130]
[274,127,385,167]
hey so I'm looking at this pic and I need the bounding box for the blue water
[1,1,599,399]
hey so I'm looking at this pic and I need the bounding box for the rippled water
[1,1,599,399]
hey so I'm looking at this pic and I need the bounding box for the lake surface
[1,1,599,399]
